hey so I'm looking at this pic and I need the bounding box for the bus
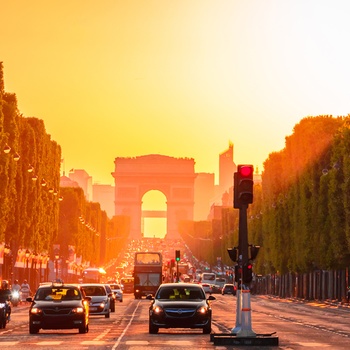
[82,267,107,283]
[200,272,216,285]
[133,251,162,299]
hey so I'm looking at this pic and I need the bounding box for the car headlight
[30,307,43,315]
[197,306,208,314]
[72,307,84,314]
[152,305,163,314]
[99,302,106,308]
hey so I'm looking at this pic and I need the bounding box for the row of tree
[180,115,350,297]
[0,62,128,272]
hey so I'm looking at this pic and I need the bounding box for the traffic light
[170,259,175,269]
[227,247,238,262]
[249,245,261,260]
[242,262,253,283]
[234,164,254,208]
[175,250,180,262]
[234,265,242,283]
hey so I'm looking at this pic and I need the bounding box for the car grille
[164,308,196,318]
[43,308,72,315]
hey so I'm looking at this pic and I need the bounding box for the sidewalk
[260,294,350,309]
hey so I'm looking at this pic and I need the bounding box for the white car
[109,283,123,302]
[200,283,212,294]
[80,284,111,318]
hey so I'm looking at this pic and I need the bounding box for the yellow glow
[1,1,350,186]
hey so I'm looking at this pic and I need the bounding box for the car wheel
[79,323,88,333]
[203,321,211,334]
[29,324,39,334]
[105,311,110,318]
[111,303,115,312]
[0,314,5,328]
[149,319,159,334]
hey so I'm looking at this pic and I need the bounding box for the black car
[27,282,90,334]
[147,283,215,334]
[104,284,116,312]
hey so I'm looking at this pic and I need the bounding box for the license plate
[89,307,97,311]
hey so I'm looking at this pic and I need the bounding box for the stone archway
[112,155,196,239]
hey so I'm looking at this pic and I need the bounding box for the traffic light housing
[175,250,180,262]
[242,262,253,283]
[234,265,241,283]
[249,245,260,260]
[234,164,254,208]
[227,247,238,262]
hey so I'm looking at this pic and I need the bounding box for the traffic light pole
[214,166,278,345]
[232,203,256,338]
[176,260,179,282]
[239,204,249,269]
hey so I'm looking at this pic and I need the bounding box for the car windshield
[82,286,106,296]
[35,287,81,301]
[110,284,120,289]
[156,287,205,300]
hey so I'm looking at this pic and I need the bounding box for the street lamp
[3,244,10,280]
[13,152,20,161]
[38,254,43,283]
[32,252,38,287]
[25,249,30,282]
[3,144,11,154]
[55,254,60,280]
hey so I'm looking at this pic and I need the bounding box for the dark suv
[27,282,90,334]
[104,284,116,312]
[221,283,236,296]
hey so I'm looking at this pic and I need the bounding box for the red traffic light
[239,165,254,177]
[234,164,254,208]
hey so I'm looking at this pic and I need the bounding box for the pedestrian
[12,279,21,292]
[20,279,31,302]
[0,280,12,321]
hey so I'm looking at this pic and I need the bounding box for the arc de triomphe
[112,155,196,239]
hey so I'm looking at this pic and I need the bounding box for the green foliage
[0,63,123,269]
[252,115,350,275]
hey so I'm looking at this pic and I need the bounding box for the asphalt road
[1,292,349,349]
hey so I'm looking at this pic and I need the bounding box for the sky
[1,0,350,186]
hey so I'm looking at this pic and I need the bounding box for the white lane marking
[36,341,62,345]
[112,300,141,349]
[94,327,110,341]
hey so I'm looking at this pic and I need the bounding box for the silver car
[80,284,111,318]
[109,283,123,302]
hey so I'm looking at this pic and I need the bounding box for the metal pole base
[211,333,279,346]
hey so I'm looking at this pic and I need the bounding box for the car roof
[37,283,80,289]
[158,283,202,289]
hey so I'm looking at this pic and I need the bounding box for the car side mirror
[84,296,92,302]
[207,295,216,301]
[145,294,154,300]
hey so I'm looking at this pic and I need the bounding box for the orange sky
[1,0,350,185]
